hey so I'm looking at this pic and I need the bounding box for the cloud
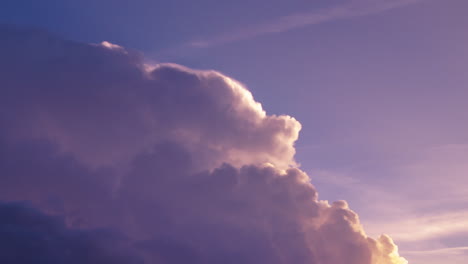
[403,246,468,255]
[367,211,468,242]
[401,247,468,264]
[0,25,300,171]
[307,143,468,263]
[186,0,424,48]
[0,24,406,263]
[0,201,143,264]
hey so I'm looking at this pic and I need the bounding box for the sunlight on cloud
[0,25,409,263]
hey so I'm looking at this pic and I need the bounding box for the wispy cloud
[402,247,468,255]
[401,247,468,264]
[151,0,425,59]
[188,0,424,48]
[369,211,468,242]
[309,143,468,263]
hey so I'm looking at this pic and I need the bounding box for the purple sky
[1,0,467,263]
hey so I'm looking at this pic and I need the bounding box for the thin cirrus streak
[187,0,426,48]
[401,247,468,264]
[366,210,468,242]
[402,247,468,255]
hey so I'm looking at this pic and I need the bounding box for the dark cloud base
[0,24,406,264]
[0,202,142,264]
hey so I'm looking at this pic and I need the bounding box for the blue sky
[1,0,468,263]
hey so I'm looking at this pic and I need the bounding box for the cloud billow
[0,24,406,264]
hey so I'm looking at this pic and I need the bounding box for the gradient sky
[1,0,468,263]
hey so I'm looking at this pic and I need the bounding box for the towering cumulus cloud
[0,25,407,264]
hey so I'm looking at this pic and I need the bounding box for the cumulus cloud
[0,24,406,264]
[0,25,299,171]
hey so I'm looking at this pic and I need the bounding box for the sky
[1,0,467,263]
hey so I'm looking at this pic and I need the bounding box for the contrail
[188,0,424,48]
[152,0,426,59]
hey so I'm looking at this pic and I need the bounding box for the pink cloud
[0,24,407,264]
